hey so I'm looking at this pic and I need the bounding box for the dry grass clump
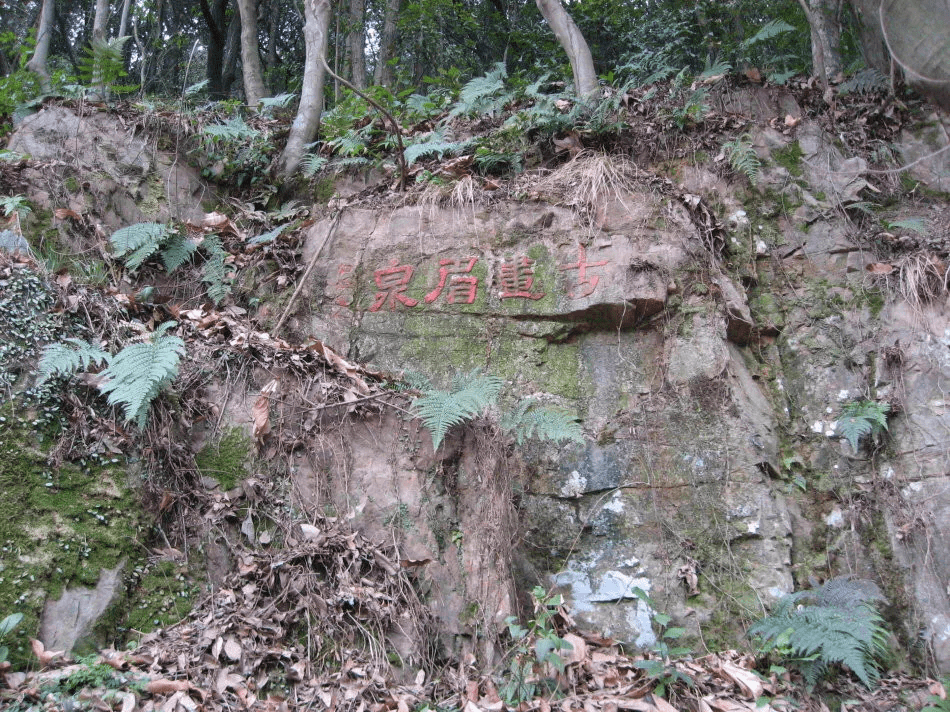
[533,151,641,218]
[893,252,948,313]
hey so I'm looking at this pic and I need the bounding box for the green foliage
[198,114,273,188]
[0,195,31,218]
[740,19,796,50]
[413,370,504,450]
[500,399,584,446]
[722,134,761,185]
[98,322,185,427]
[199,235,232,305]
[38,338,111,383]
[836,400,889,452]
[501,587,573,705]
[110,223,230,304]
[629,587,693,698]
[110,222,174,271]
[451,62,510,117]
[404,129,467,166]
[839,68,888,95]
[0,612,23,664]
[748,577,889,689]
[922,681,950,712]
[886,217,929,235]
[78,36,136,97]
[300,153,329,177]
[258,92,296,116]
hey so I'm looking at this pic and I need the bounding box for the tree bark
[26,0,55,90]
[199,0,231,99]
[346,0,365,88]
[118,0,132,38]
[372,0,399,87]
[238,0,267,107]
[92,0,110,43]
[221,6,242,95]
[534,0,598,99]
[808,0,842,79]
[266,0,279,77]
[276,0,332,178]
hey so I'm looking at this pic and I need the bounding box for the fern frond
[501,400,584,445]
[404,131,464,166]
[300,153,328,177]
[98,321,184,427]
[451,62,509,117]
[200,236,231,305]
[836,400,889,451]
[258,92,296,115]
[740,19,796,50]
[749,577,889,689]
[37,338,111,383]
[160,234,198,272]
[839,68,888,95]
[331,156,372,169]
[413,370,503,450]
[110,222,173,271]
[722,134,761,185]
[202,115,260,142]
[887,218,928,235]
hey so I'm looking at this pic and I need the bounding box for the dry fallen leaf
[865,262,894,275]
[252,393,272,443]
[146,678,192,694]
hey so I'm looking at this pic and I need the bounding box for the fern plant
[413,370,504,450]
[450,62,511,118]
[748,577,889,689]
[38,323,184,427]
[110,223,231,305]
[37,338,111,382]
[722,134,761,185]
[412,370,584,450]
[78,35,136,98]
[98,322,185,427]
[836,400,889,452]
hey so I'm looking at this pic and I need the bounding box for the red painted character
[369,259,419,311]
[498,256,544,300]
[559,245,608,298]
[424,257,479,305]
[329,263,355,307]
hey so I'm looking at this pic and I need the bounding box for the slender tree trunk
[346,0,365,88]
[809,0,842,79]
[266,0,279,78]
[534,0,598,99]
[118,0,132,37]
[373,0,399,86]
[92,0,110,43]
[238,0,267,106]
[199,0,230,99]
[277,0,332,177]
[221,7,242,94]
[26,0,55,90]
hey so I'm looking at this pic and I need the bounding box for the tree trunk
[808,0,842,79]
[534,0,598,99]
[222,6,242,95]
[118,0,132,37]
[372,0,399,86]
[199,0,231,99]
[346,0,365,89]
[26,0,55,90]
[238,0,267,107]
[266,0,279,78]
[276,0,332,178]
[92,0,110,43]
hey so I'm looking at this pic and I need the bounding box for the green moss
[313,177,336,204]
[772,141,804,177]
[120,560,198,636]
[138,172,166,218]
[0,417,144,667]
[195,428,251,490]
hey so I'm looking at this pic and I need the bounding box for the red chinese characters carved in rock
[559,245,609,298]
[329,263,355,307]
[424,257,479,305]
[369,259,419,312]
[498,256,544,300]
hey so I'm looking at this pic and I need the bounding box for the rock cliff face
[281,125,950,670]
[6,100,950,673]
